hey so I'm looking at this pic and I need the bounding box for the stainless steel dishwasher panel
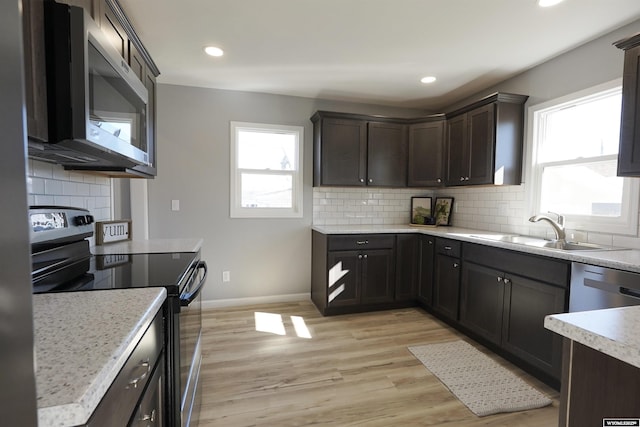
[570,263,640,312]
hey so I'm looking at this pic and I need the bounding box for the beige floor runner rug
[408,340,552,417]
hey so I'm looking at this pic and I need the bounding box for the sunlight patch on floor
[254,312,312,338]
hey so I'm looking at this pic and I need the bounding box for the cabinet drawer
[86,309,164,426]
[464,243,569,288]
[328,234,395,251]
[435,238,461,257]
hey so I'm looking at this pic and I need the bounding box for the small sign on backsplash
[95,220,132,245]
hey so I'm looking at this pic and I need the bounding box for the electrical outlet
[222,271,230,282]
[171,200,180,211]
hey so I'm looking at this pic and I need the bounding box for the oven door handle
[180,261,207,306]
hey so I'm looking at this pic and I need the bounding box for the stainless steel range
[29,206,207,426]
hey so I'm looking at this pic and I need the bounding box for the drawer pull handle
[453,263,459,268]
[503,278,511,285]
[127,360,150,389]
[444,246,452,251]
[356,240,369,245]
[497,277,503,282]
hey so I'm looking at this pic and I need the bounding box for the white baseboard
[202,293,311,309]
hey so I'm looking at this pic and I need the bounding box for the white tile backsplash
[27,160,112,224]
[313,184,640,248]
[313,187,434,225]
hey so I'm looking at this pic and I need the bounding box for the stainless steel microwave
[28,1,151,172]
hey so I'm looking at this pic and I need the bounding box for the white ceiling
[119,0,640,110]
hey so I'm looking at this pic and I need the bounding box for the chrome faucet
[529,212,566,243]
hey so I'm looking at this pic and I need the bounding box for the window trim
[230,121,304,219]
[525,78,639,236]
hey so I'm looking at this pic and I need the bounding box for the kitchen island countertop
[312,224,640,274]
[34,288,166,426]
[91,237,203,255]
[544,306,640,369]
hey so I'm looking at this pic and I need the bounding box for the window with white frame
[527,80,639,235]
[230,122,303,218]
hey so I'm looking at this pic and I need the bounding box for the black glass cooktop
[32,252,198,295]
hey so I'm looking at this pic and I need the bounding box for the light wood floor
[198,301,560,426]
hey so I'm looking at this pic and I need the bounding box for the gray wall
[450,19,640,109]
[149,87,424,303]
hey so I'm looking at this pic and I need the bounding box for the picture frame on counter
[410,197,434,225]
[95,220,132,245]
[434,197,454,226]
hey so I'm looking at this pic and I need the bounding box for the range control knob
[74,215,95,226]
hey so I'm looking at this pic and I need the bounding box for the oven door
[179,261,207,427]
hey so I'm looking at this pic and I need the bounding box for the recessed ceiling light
[538,0,564,7]
[420,76,437,84]
[204,46,224,57]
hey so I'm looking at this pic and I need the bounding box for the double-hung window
[230,122,303,218]
[527,80,638,235]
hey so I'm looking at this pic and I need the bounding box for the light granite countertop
[34,288,167,427]
[91,238,203,255]
[312,224,640,274]
[545,306,640,369]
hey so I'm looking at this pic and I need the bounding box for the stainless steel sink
[470,234,626,251]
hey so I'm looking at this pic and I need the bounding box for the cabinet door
[459,262,504,345]
[129,42,146,82]
[502,274,565,379]
[101,0,128,59]
[433,254,461,321]
[326,250,361,307]
[367,121,407,186]
[361,249,395,304]
[22,0,48,142]
[617,42,640,176]
[466,104,495,185]
[320,118,367,186]
[417,236,435,306]
[445,114,467,185]
[408,121,444,187]
[395,235,418,301]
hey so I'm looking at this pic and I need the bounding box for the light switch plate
[171,200,180,211]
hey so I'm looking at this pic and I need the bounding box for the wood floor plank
[198,302,559,426]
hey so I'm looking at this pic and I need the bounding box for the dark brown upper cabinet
[615,33,640,176]
[445,93,528,186]
[408,117,445,187]
[367,121,408,186]
[311,111,408,187]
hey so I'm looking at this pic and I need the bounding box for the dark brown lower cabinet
[417,235,435,306]
[460,262,504,345]
[311,232,398,315]
[360,249,395,304]
[433,253,461,321]
[460,243,569,384]
[502,273,565,379]
[560,340,640,426]
[395,234,419,301]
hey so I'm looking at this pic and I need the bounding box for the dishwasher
[570,263,640,311]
